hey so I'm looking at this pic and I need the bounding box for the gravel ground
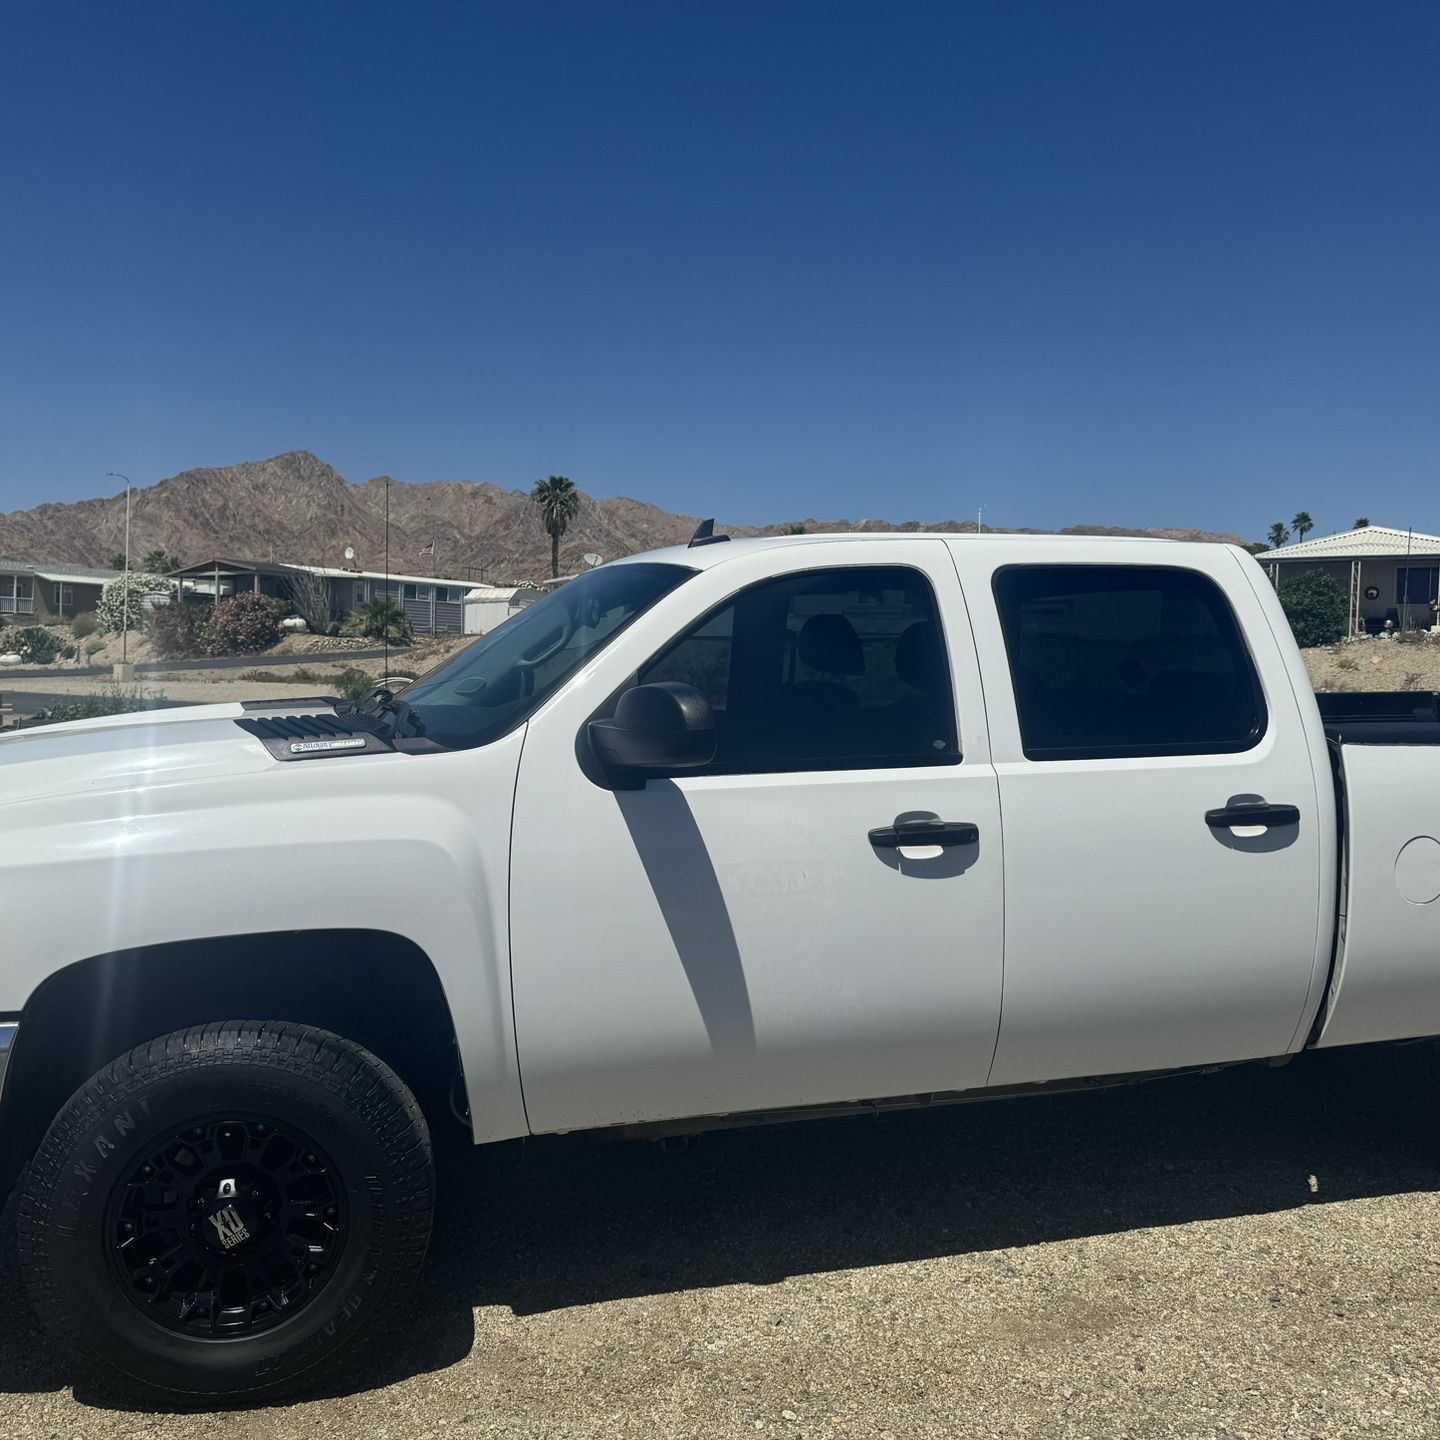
[1303,637,1440,693]
[3,1041,1440,1438]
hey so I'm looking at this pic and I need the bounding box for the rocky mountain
[0,451,1249,583]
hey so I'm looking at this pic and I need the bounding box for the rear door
[950,540,1332,1087]
[508,540,1006,1133]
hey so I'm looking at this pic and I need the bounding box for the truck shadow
[5,1039,1440,1411]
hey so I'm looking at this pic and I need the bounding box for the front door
[954,545,1331,1088]
[508,541,1006,1134]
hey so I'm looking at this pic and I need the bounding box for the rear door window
[992,564,1266,760]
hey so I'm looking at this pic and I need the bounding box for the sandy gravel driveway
[2,1041,1440,1438]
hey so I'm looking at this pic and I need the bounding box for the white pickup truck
[2,529,1437,1397]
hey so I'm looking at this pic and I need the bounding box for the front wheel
[18,1021,434,1399]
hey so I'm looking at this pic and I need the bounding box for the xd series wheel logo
[207,1205,251,1249]
[206,1177,252,1249]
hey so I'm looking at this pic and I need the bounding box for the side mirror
[588,682,716,775]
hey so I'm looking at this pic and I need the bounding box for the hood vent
[235,709,395,761]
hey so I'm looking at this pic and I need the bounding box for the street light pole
[107,472,132,666]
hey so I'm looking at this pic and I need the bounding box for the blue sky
[1,2,1436,542]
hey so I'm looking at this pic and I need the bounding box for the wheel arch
[1,929,469,1193]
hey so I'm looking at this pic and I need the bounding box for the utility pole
[383,478,390,681]
[976,505,984,535]
[107,472,132,673]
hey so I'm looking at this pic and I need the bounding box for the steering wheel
[512,612,575,670]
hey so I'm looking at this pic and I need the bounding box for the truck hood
[0,702,279,809]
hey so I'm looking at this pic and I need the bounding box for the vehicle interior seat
[779,612,864,757]
[884,619,951,754]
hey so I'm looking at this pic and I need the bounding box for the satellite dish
[344,546,356,563]
[582,552,603,568]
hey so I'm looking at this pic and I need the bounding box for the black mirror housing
[588,682,716,775]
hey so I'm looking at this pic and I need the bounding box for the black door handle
[869,819,979,848]
[1205,802,1300,829]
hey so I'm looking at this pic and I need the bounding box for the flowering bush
[210,591,286,655]
[96,573,175,632]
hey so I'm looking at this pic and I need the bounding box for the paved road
[1,647,392,680]
[3,1040,1440,1437]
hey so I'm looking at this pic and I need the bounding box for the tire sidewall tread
[17,1020,434,1400]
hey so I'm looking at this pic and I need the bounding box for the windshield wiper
[335,685,426,741]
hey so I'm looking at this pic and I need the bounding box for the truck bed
[1317,710,1440,1050]
[1318,690,1440,745]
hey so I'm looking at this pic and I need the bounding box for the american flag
[418,539,435,558]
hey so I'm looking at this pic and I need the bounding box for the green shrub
[27,684,171,727]
[210,592,285,655]
[70,611,100,639]
[147,601,214,659]
[336,667,375,700]
[342,597,411,643]
[1279,570,1349,648]
[12,626,64,664]
[97,573,174,632]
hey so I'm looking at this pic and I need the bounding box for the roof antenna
[688,518,731,548]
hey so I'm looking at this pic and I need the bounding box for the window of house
[1395,566,1439,605]
[638,565,959,773]
[992,564,1266,761]
[437,586,463,604]
[53,583,74,609]
[402,583,431,602]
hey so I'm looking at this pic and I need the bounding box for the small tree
[283,570,334,633]
[1354,517,1370,528]
[1292,511,1314,542]
[342,597,411,643]
[147,601,214,659]
[108,552,128,571]
[210,592,286,655]
[97,573,174,632]
[1279,569,1349,648]
[531,475,581,578]
[1266,522,1291,550]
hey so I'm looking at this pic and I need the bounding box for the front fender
[0,729,528,1143]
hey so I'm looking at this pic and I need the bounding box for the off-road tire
[17,1021,434,1399]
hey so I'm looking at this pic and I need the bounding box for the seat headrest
[895,621,941,689]
[797,613,864,676]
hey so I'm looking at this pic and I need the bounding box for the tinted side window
[641,565,959,773]
[992,565,1265,760]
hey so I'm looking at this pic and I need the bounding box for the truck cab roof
[619,528,1193,571]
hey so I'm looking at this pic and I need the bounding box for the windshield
[400,563,694,749]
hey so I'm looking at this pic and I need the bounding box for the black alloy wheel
[105,1115,347,1337]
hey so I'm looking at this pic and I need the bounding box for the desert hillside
[0,451,1251,583]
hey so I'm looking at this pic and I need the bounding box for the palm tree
[142,548,179,574]
[342,597,411,643]
[1354,517,1370,528]
[1267,522,1291,550]
[1291,511,1314,542]
[531,475,581,578]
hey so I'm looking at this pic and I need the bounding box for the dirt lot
[1303,635,1440,693]
[3,1042,1440,1439]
